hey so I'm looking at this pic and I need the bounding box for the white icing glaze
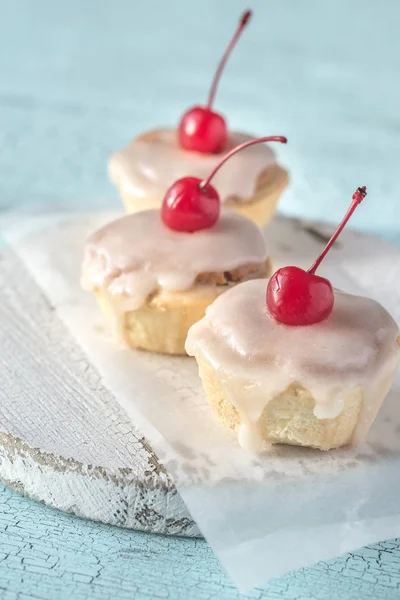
[108,129,276,204]
[82,210,267,314]
[186,279,400,452]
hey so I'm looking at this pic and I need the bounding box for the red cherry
[266,266,334,326]
[178,107,227,154]
[266,186,368,326]
[178,10,252,154]
[161,136,287,232]
[161,176,220,233]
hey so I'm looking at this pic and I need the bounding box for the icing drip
[186,279,400,452]
[238,422,264,454]
[108,129,276,204]
[82,210,267,314]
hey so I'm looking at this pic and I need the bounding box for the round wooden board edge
[0,431,200,537]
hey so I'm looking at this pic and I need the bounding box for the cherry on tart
[178,10,252,154]
[161,135,287,232]
[266,186,368,326]
[186,183,399,451]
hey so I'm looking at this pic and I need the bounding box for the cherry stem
[308,186,367,275]
[199,136,287,189]
[206,10,252,110]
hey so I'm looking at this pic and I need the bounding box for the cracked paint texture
[1,486,400,600]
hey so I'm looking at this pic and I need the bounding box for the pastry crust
[94,259,272,355]
[223,164,289,228]
[112,130,289,227]
[195,356,365,451]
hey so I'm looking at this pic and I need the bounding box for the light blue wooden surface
[1,483,400,600]
[1,0,400,598]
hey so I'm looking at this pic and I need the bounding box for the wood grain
[0,245,198,536]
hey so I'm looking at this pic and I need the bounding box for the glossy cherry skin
[178,106,228,154]
[161,176,220,233]
[266,266,334,326]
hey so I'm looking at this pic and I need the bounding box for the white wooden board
[0,214,399,537]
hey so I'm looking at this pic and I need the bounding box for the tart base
[195,356,364,451]
[92,258,271,355]
[116,164,289,228]
[224,164,289,228]
[94,286,223,355]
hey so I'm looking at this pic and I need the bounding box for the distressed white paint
[0,435,198,535]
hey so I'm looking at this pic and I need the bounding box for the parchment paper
[1,209,400,591]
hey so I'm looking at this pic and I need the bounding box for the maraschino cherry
[161,135,287,232]
[266,185,368,326]
[178,10,252,154]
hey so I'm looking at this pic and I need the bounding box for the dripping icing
[186,279,399,450]
[109,129,276,204]
[82,210,268,314]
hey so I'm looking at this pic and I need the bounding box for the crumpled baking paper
[1,208,400,591]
